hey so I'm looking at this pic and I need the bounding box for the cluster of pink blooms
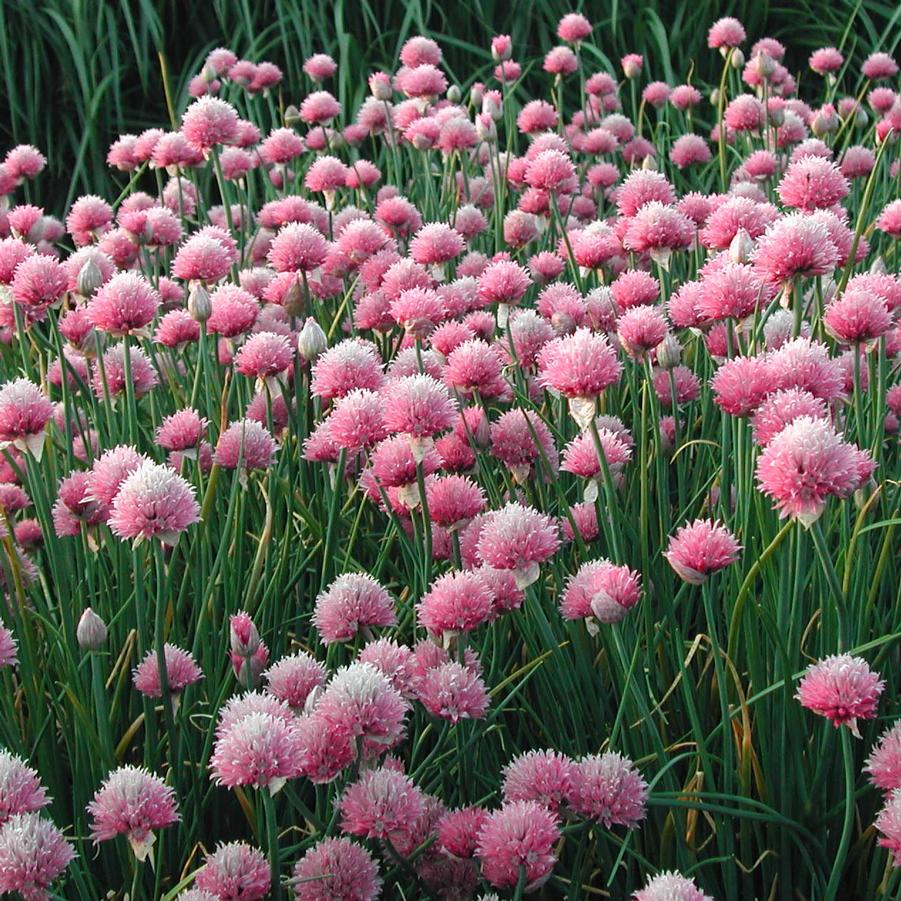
[0,6,898,899]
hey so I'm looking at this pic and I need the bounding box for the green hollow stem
[823,728,855,901]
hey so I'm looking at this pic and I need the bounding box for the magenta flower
[561,559,642,624]
[195,841,270,901]
[181,96,240,152]
[0,751,48,825]
[87,765,179,860]
[132,644,203,700]
[437,806,488,859]
[756,416,874,526]
[264,651,326,712]
[753,213,839,287]
[876,790,901,867]
[425,475,485,530]
[0,812,74,900]
[292,837,381,901]
[0,624,17,668]
[475,800,559,890]
[824,288,891,344]
[339,766,425,845]
[616,170,675,218]
[490,409,558,480]
[664,519,741,584]
[502,749,574,811]
[215,419,277,471]
[108,461,199,546]
[313,572,397,645]
[796,654,884,735]
[416,660,489,723]
[418,570,494,636]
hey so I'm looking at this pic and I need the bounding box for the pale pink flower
[876,199,901,237]
[0,625,17,669]
[215,420,277,471]
[181,97,240,151]
[339,767,425,844]
[357,639,416,698]
[156,409,207,452]
[477,259,531,307]
[810,47,843,75]
[314,573,396,644]
[305,156,349,194]
[665,519,741,584]
[88,272,159,336]
[725,95,765,131]
[10,254,67,309]
[66,195,113,246]
[292,837,381,901]
[475,800,559,890]
[328,389,388,450]
[697,261,770,321]
[669,135,712,169]
[617,306,668,357]
[0,751,48,824]
[155,309,200,348]
[756,416,874,525]
[862,52,898,81]
[87,766,179,859]
[437,806,488,859]
[634,870,713,901]
[537,328,622,400]
[797,654,884,732]
[490,409,558,477]
[264,652,326,711]
[768,338,844,401]
[558,12,591,43]
[132,644,203,698]
[778,157,849,211]
[4,144,46,181]
[0,378,53,456]
[172,235,234,283]
[268,222,328,273]
[425,474,485,528]
[311,339,385,401]
[824,288,891,344]
[750,387,828,446]
[866,722,901,794]
[410,223,465,265]
[708,16,746,49]
[0,812,74,900]
[876,790,901,866]
[211,712,300,793]
[561,559,642,622]
[86,445,146,506]
[444,339,507,398]
[108,461,199,545]
[753,213,839,286]
[235,331,294,379]
[610,269,659,312]
[195,842,270,901]
[616,170,675,218]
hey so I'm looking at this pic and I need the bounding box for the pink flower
[268,222,328,273]
[616,170,675,217]
[561,559,642,622]
[725,95,765,131]
[568,751,648,827]
[305,156,349,195]
[264,652,326,712]
[156,409,207,452]
[172,234,235,283]
[610,269,660,312]
[876,199,901,237]
[328,389,388,450]
[88,272,160,336]
[502,750,574,811]
[357,639,416,697]
[339,766,425,843]
[311,339,385,401]
[292,837,381,901]
[866,722,901,794]
[708,16,746,49]
[475,800,559,890]
[181,97,240,151]
[132,644,203,698]
[108,461,199,545]
[753,213,839,286]
[0,751,48,824]
[11,254,67,309]
[824,288,891,344]
[665,519,741,584]
[477,259,531,307]
[621,54,643,79]
[624,202,695,260]
[410,223,465,265]
[697,261,771,322]
[211,712,300,793]
[259,127,304,166]
[476,503,559,587]
[235,331,294,379]
[87,765,179,859]
[337,219,388,264]
[444,339,507,398]
[876,790,901,866]
[314,662,409,753]
[425,475,485,528]
[314,573,396,644]
[750,387,828,446]
[768,338,845,401]
[0,625,17,668]
[0,812,74,900]
[66,194,113,246]
[810,47,843,75]
[304,53,337,81]
[778,157,849,211]
[670,85,702,110]
[93,343,158,399]
[0,378,53,457]
[196,842,270,901]
[416,661,489,723]
[561,427,631,481]
[490,409,558,477]
[710,355,774,416]
[4,144,46,182]
[418,571,494,636]
[617,306,668,357]
[669,135,712,169]
[557,12,591,43]
[634,871,713,900]
[86,445,146,506]
[862,52,898,81]
[538,328,622,401]
[756,416,873,525]
[796,654,884,733]
[437,807,487,858]
[215,419,277,471]
[155,309,200,348]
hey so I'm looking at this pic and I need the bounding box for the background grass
[1,0,899,208]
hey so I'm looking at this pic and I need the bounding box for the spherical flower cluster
[0,378,53,457]
[664,519,740,584]
[0,751,48,824]
[756,416,874,525]
[502,750,574,811]
[418,570,494,636]
[796,655,884,734]
[560,559,642,623]
[0,812,74,900]
[0,625,18,668]
[108,461,199,545]
[264,651,326,711]
[215,419,277,470]
[210,711,300,793]
[313,573,396,644]
[339,766,425,842]
[195,841,270,901]
[87,766,179,859]
[292,837,381,901]
[634,871,713,901]
[876,790,901,867]
[88,271,160,335]
[568,751,648,827]
[865,722,901,793]
[538,328,622,402]
[778,157,849,211]
[132,644,203,699]
[477,503,559,587]
[416,660,489,723]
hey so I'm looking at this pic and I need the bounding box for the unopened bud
[77,607,107,651]
[755,52,776,79]
[284,105,301,127]
[283,279,305,317]
[641,155,657,171]
[297,316,328,361]
[446,84,461,104]
[230,611,261,658]
[710,88,721,107]
[77,259,103,298]
[730,48,745,69]
[470,82,485,108]
[187,283,212,322]
[655,334,683,370]
[476,113,497,144]
[728,227,754,263]
[369,72,393,102]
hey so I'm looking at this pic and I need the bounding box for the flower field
[0,8,900,900]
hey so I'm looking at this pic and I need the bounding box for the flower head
[314,573,397,644]
[195,841,270,901]
[210,712,300,794]
[0,751,48,825]
[0,812,74,900]
[664,519,741,584]
[634,871,713,901]
[132,644,203,698]
[292,837,381,901]
[797,654,884,734]
[866,722,901,794]
[477,503,559,587]
[568,751,648,827]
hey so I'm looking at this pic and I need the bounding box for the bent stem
[824,728,855,901]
